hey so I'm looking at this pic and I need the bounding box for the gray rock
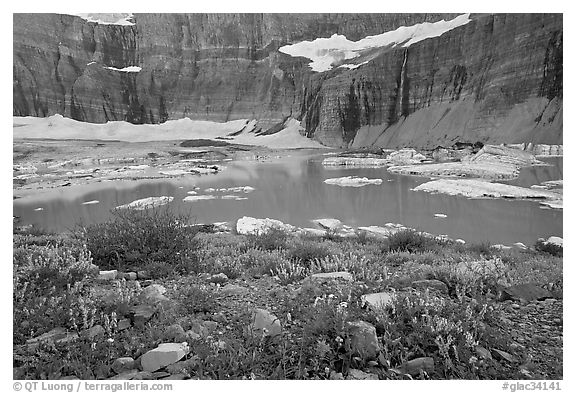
[131,304,157,327]
[98,270,118,281]
[491,349,518,363]
[411,279,448,294]
[117,318,132,331]
[346,321,380,359]
[361,292,395,309]
[311,272,353,281]
[132,371,155,380]
[396,357,435,376]
[209,273,229,284]
[329,371,344,380]
[221,284,249,296]
[475,345,492,360]
[166,358,197,374]
[312,218,342,230]
[164,324,187,342]
[137,271,150,280]
[112,357,136,374]
[499,284,554,302]
[139,284,170,305]
[141,343,190,372]
[163,373,188,380]
[119,272,137,280]
[83,325,105,340]
[249,309,282,337]
[346,369,379,380]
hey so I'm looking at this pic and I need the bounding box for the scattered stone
[132,371,155,380]
[164,324,187,342]
[346,321,380,359]
[26,327,78,349]
[544,236,563,247]
[236,216,294,235]
[137,271,150,280]
[361,292,395,309]
[513,242,527,250]
[491,349,517,363]
[411,279,448,294]
[139,284,170,304]
[83,325,105,340]
[119,272,137,280]
[98,270,118,281]
[117,318,132,331]
[203,321,219,333]
[131,304,157,327]
[310,272,353,281]
[475,346,492,360]
[141,343,190,372]
[346,369,378,380]
[396,357,435,376]
[249,309,282,337]
[329,371,344,380]
[220,284,249,296]
[112,357,136,374]
[209,273,229,284]
[499,284,554,302]
[166,358,197,374]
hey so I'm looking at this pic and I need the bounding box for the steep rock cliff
[13,13,562,147]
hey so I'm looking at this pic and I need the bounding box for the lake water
[13,152,562,246]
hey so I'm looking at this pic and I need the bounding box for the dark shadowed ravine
[13,153,562,246]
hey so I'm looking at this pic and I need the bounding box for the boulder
[249,309,282,337]
[98,270,118,281]
[346,321,380,359]
[361,292,395,309]
[220,284,250,296]
[475,346,492,360]
[346,369,379,380]
[139,284,170,305]
[209,273,229,284]
[131,304,157,327]
[111,357,136,374]
[544,236,563,247]
[499,284,554,302]
[163,324,187,342]
[140,343,190,372]
[82,325,105,340]
[396,357,435,376]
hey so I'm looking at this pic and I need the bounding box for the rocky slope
[13,13,562,148]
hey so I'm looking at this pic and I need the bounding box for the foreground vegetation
[13,209,563,380]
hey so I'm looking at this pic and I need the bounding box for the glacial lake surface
[13,152,562,246]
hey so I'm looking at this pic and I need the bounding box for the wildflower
[106,338,114,344]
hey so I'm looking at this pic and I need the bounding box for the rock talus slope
[13,13,562,148]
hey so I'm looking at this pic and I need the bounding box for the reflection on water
[13,153,563,245]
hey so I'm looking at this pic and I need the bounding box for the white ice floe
[434,213,447,218]
[187,191,198,195]
[127,164,149,170]
[70,13,135,26]
[279,14,470,72]
[105,66,142,73]
[182,195,216,202]
[82,200,100,205]
[215,186,255,193]
[323,156,389,167]
[220,195,248,201]
[413,179,562,205]
[116,196,173,210]
[544,236,563,247]
[236,216,295,235]
[34,207,44,211]
[324,176,383,187]
[87,61,96,66]
[158,169,190,176]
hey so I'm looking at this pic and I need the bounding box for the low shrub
[387,230,439,253]
[534,239,563,257]
[76,208,200,272]
[247,228,289,251]
[288,240,332,265]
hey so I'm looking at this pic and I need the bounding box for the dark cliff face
[13,13,562,147]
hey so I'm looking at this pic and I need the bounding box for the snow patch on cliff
[105,66,142,72]
[279,14,471,72]
[71,13,135,26]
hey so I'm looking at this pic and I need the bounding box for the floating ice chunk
[105,66,142,72]
[183,195,217,202]
[82,200,100,205]
[434,213,447,218]
[34,207,44,211]
[159,169,189,176]
[324,176,383,187]
[220,195,248,201]
[187,190,198,195]
[116,196,173,210]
